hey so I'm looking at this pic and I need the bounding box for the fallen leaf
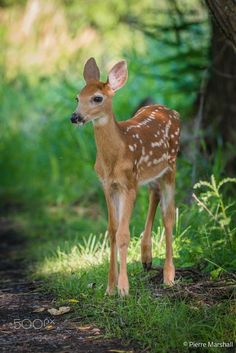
[33,307,46,313]
[48,306,71,316]
[68,298,79,303]
[91,328,100,335]
[109,350,133,353]
[76,325,92,331]
[45,324,54,330]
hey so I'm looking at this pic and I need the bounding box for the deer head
[70,57,128,126]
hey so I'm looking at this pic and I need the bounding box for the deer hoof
[105,286,116,296]
[142,261,152,271]
[118,276,129,297]
[163,264,175,286]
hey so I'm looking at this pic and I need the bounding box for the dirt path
[0,217,137,353]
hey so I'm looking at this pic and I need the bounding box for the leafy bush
[174,176,236,271]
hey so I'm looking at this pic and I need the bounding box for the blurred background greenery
[0,0,235,270]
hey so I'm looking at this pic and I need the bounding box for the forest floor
[0,212,235,353]
[0,216,139,353]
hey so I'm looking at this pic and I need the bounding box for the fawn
[70,58,180,296]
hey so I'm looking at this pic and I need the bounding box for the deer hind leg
[141,184,160,271]
[116,188,136,296]
[160,174,176,285]
[104,189,118,295]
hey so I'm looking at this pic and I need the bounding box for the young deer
[70,58,180,296]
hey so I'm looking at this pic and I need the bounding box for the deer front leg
[107,225,118,295]
[116,188,136,296]
[141,185,160,270]
[104,190,118,295]
[161,181,175,286]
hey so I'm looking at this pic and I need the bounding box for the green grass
[13,176,235,353]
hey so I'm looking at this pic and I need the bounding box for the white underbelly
[138,166,170,186]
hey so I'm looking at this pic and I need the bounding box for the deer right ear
[83,57,100,83]
[108,60,128,91]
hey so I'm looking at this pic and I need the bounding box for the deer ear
[83,57,100,83]
[108,60,128,91]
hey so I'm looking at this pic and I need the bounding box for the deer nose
[70,113,78,124]
[70,112,84,124]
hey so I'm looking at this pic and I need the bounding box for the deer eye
[93,96,103,103]
[75,96,79,103]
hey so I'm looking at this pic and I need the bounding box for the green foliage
[0,0,26,7]
[0,75,97,204]
[192,176,236,269]
[171,176,236,272]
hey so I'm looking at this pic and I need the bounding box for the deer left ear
[108,60,128,91]
[83,57,100,83]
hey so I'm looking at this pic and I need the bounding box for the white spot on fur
[152,153,168,164]
[172,110,179,119]
[138,154,149,166]
[129,145,134,152]
[151,139,164,148]
[164,120,171,138]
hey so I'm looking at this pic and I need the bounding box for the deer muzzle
[70,112,85,125]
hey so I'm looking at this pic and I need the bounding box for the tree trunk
[205,0,236,50]
[203,19,236,174]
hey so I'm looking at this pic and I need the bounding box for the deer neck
[93,112,123,162]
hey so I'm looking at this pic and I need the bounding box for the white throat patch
[92,115,109,126]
